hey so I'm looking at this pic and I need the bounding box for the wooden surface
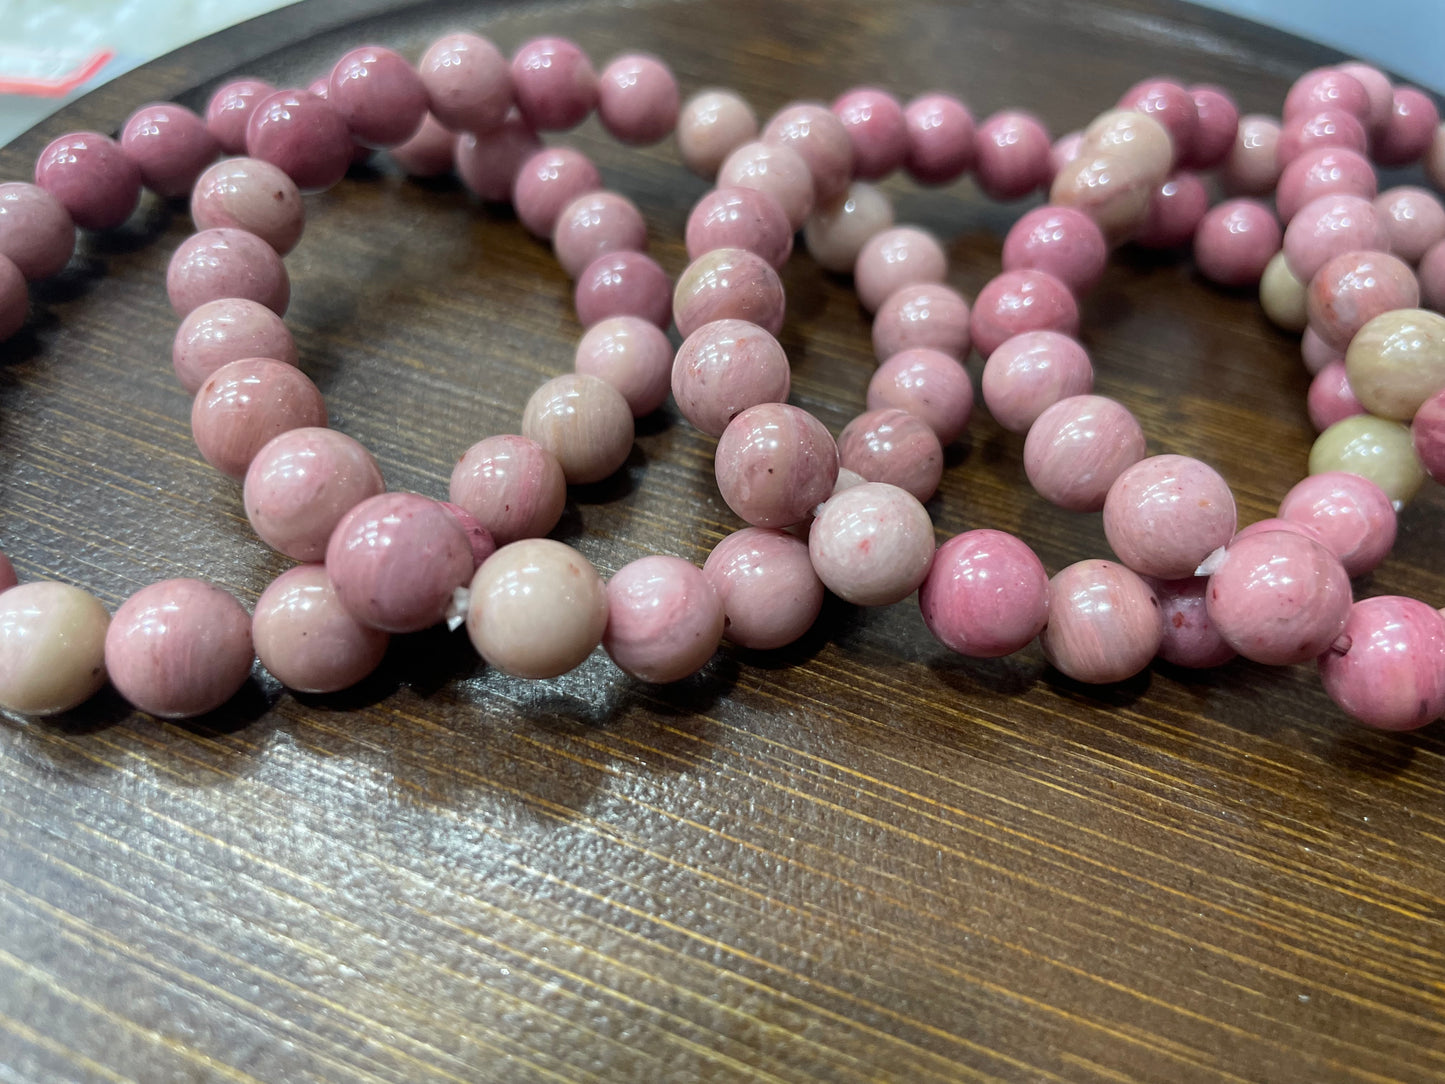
[2,1,1444,1081]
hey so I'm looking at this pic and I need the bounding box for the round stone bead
[1145,576,1237,669]
[328,45,428,147]
[1024,394,1147,512]
[390,113,457,177]
[575,315,673,417]
[1117,78,1198,163]
[671,318,791,437]
[245,89,353,191]
[172,296,297,394]
[1001,205,1108,294]
[521,373,634,485]
[190,357,327,479]
[1344,308,1445,420]
[1284,68,1372,125]
[454,114,541,202]
[871,282,971,361]
[603,556,724,683]
[1374,186,1445,264]
[1193,199,1281,288]
[105,579,253,719]
[676,89,759,179]
[512,146,601,238]
[808,482,935,607]
[714,403,838,528]
[1278,471,1397,578]
[1275,147,1377,224]
[1184,86,1239,170]
[703,527,823,650]
[120,102,219,199]
[0,255,27,341]
[981,330,1094,433]
[1337,63,1395,130]
[1259,251,1309,332]
[902,92,976,185]
[1308,250,1419,353]
[597,54,679,145]
[0,582,109,715]
[205,79,276,155]
[1276,109,1368,168]
[166,227,290,317]
[802,181,894,273]
[1040,560,1161,684]
[325,492,474,634]
[866,347,974,444]
[837,408,945,502]
[685,186,793,270]
[1221,114,1282,196]
[1307,361,1366,432]
[974,110,1052,201]
[510,37,598,131]
[1135,173,1210,249]
[244,427,385,561]
[1051,111,1173,242]
[252,564,389,694]
[417,32,511,135]
[438,502,497,571]
[449,434,566,545]
[919,529,1049,658]
[1302,326,1342,375]
[1282,193,1387,284]
[853,226,947,314]
[1102,455,1237,579]
[1411,388,1445,484]
[1421,241,1445,311]
[1308,415,1424,506]
[832,87,907,180]
[673,247,785,338]
[34,131,141,232]
[190,157,304,254]
[573,250,671,329]
[762,102,853,205]
[717,140,815,230]
[466,539,608,678]
[969,269,1079,358]
[1372,88,1439,168]
[1320,597,1445,731]
[0,182,74,280]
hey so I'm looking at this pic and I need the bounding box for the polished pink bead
[245,89,353,191]
[552,190,647,279]
[389,113,456,177]
[597,54,678,145]
[418,32,512,134]
[671,318,790,436]
[832,87,906,180]
[1117,78,1198,164]
[328,45,427,147]
[1276,109,1368,169]
[172,297,297,394]
[206,79,276,155]
[1337,63,1394,131]
[1275,147,1377,224]
[1374,186,1445,264]
[34,131,141,231]
[867,348,973,445]
[1049,131,1084,178]
[603,556,723,683]
[0,551,14,593]
[969,269,1079,358]
[190,156,304,255]
[1183,85,1238,169]
[762,102,853,205]
[1306,249,1419,353]
[1278,471,1397,578]
[166,227,289,317]
[575,315,673,416]
[0,255,25,341]
[717,140,815,230]
[1040,560,1161,684]
[1145,576,1237,669]
[1422,241,1445,311]
[1193,199,1281,288]
[120,102,219,199]
[454,113,541,201]
[1283,194,1387,283]
[574,250,670,329]
[676,90,759,179]
[808,482,934,607]
[438,502,497,571]
[714,403,837,528]
[1134,172,1210,249]
[512,146,601,238]
[449,434,566,545]
[1284,68,1372,125]
[521,374,633,485]
[191,357,327,479]
[1320,597,1445,730]
[510,37,597,131]
[1301,325,1341,375]
[253,564,389,693]
[1221,114,1282,196]
[673,247,785,338]
[837,408,944,502]
[853,226,947,313]
[244,427,385,561]
[1024,394,1146,512]
[0,182,74,280]
[871,283,971,361]
[1001,205,1107,294]
[1231,517,1328,548]
[104,579,253,719]
[1102,454,1237,579]
[981,330,1094,433]
[686,186,792,270]
[1372,88,1439,168]
[902,93,975,185]
[974,110,1052,201]
[703,527,823,650]
[919,529,1048,658]
[1308,360,1366,432]
[1412,387,1445,484]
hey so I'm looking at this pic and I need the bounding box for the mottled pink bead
[714,403,837,528]
[0,183,74,280]
[191,357,327,479]
[1193,199,1281,288]
[575,315,673,416]
[1024,394,1147,512]
[120,102,219,199]
[1182,85,1238,169]
[673,247,785,338]
[418,32,511,135]
[809,482,934,607]
[1422,241,1445,311]
[206,79,275,155]
[1275,147,1377,224]
[1221,114,1282,196]
[703,527,823,650]
[1307,249,1419,353]
[0,255,25,341]
[1283,193,1387,283]
[762,102,853,205]
[1117,79,1198,164]
[981,330,1094,433]
[1284,68,1372,125]
[552,190,647,278]
[574,250,670,329]
[974,110,1052,201]
[671,318,790,436]
[454,113,540,201]
[853,226,947,313]
[1308,360,1366,432]
[104,579,253,719]
[1276,109,1368,169]
[867,348,973,445]
[389,113,456,177]
[1372,88,1439,168]
[449,434,566,545]
[1145,576,1237,669]
[603,556,723,683]
[717,140,815,230]
[253,564,389,693]
[831,87,906,180]
[871,283,971,361]
[190,156,304,255]
[1412,387,1445,484]
[676,90,759,179]
[1135,173,1210,249]
[244,427,385,561]
[245,89,353,191]
[1374,186,1445,264]
[1302,326,1342,375]
[1001,205,1107,294]
[920,529,1048,657]
[166,227,289,317]
[1278,471,1397,578]
[510,37,598,131]
[899,92,974,185]
[512,146,600,238]
[521,374,633,485]
[328,45,427,147]
[1337,63,1394,131]
[969,269,1079,358]
[172,297,296,394]
[34,131,141,231]
[1320,597,1445,730]
[1102,455,1237,579]
[686,186,792,270]
[837,408,945,502]
[437,502,497,570]
[1040,560,1161,684]
[1049,132,1084,177]
[597,54,678,145]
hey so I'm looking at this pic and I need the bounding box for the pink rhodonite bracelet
[1,35,1444,731]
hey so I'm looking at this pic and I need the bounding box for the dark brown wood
[2,2,1443,1081]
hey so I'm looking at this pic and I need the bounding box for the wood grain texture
[2,1,1444,1081]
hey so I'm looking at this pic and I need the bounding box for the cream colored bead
[1344,308,1445,421]
[1049,112,1172,245]
[0,582,110,715]
[1081,110,1174,178]
[1309,415,1426,506]
[802,181,894,274]
[1259,251,1308,332]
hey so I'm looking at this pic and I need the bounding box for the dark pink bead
[437,502,497,571]
[974,110,1052,201]
[1134,172,1209,249]
[418,32,512,135]
[390,113,457,177]
[574,250,671,329]
[866,348,973,445]
[1337,63,1394,131]
[575,315,673,417]
[1284,68,1372,125]
[597,53,679,145]
[166,227,289,317]
[1183,85,1238,169]
[1193,199,1280,288]
[0,255,26,341]
[1275,147,1377,224]
[34,131,141,231]
[1117,78,1198,165]
[172,297,296,394]
[714,403,838,528]
[871,283,971,360]
[1308,361,1366,432]
[1278,471,1397,578]
[703,528,823,650]
[671,318,791,437]
[686,186,793,270]
[510,37,598,131]
[968,269,1079,358]
[920,530,1049,658]
[554,190,648,279]
[190,357,327,479]
[1374,186,1445,264]
[1001,205,1107,294]
[1282,194,1386,283]
[903,93,975,185]
[0,182,74,280]
[837,407,944,502]
[762,102,854,204]
[120,102,219,199]
[1306,249,1419,353]
[1319,597,1445,730]
[981,330,1094,433]
[1146,576,1237,669]
[328,45,428,148]
[512,146,601,237]
[1413,387,1445,484]
[206,79,276,155]
[454,113,541,202]
[1372,88,1439,167]
[305,77,373,166]
[1276,109,1368,169]
[1221,114,1282,196]
[245,89,353,191]
[832,87,907,180]
[673,247,785,338]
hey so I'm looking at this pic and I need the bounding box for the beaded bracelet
[1,32,1444,733]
